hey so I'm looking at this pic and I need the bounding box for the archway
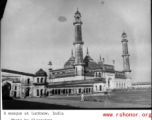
[2,82,11,98]
[40,89,43,96]
[86,88,88,93]
[37,89,39,96]
[63,89,66,94]
[25,87,30,97]
[99,73,101,77]
[108,78,112,89]
[14,91,17,97]
[100,85,102,91]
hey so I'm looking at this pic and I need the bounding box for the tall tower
[121,31,131,78]
[73,9,84,77]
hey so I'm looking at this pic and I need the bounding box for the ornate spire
[100,55,102,61]
[87,47,89,55]
[75,7,81,16]
[122,30,127,38]
[102,58,105,63]
[73,8,82,25]
[71,49,73,56]
[113,60,115,64]
[48,61,52,66]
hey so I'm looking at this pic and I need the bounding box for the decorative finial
[48,61,52,66]
[122,30,127,38]
[103,58,105,63]
[100,55,102,61]
[71,49,73,56]
[77,7,78,11]
[113,60,115,64]
[87,47,89,55]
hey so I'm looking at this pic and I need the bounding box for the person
[81,93,84,102]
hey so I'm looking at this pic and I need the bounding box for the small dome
[97,55,103,67]
[97,61,103,66]
[35,69,47,76]
[64,50,75,68]
[64,56,75,68]
[83,48,98,68]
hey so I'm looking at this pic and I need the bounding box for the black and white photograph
[1,0,151,112]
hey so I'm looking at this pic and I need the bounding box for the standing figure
[81,93,84,101]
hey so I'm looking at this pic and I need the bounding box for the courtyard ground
[2,89,151,109]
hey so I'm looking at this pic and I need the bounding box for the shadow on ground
[2,98,82,109]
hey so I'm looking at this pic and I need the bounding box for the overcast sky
[1,0,151,83]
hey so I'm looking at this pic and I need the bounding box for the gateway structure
[46,10,132,96]
[2,69,47,98]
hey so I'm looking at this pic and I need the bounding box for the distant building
[2,9,132,98]
[132,82,151,89]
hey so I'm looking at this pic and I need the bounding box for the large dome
[64,50,75,68]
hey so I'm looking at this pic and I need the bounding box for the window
[41,78,43,83]
[79,88,81,93]
[37,90,39,96]
[96,86,98,91]
[100,85,102,91]
[99,73,101,77]
[41,89,43,96]
[27,78,30,84]
[37,78,39,83]
[88,88,90,93]
[15,86,17,90]
[75,68,77,75]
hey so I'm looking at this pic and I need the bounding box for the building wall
[34,76,46,84]
[132,84,151,89]
[114,78,132,89]
[105,73,115,90]
[84,76,94,80]
[93,83,106,92]
[33,85,46,97]
[49,76,85,82]
[2,71,46,98]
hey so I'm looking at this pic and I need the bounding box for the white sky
[1,0,151,82]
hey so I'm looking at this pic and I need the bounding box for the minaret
[121,31,131,78]
[73,9,84,77]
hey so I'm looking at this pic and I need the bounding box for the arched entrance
[25,87,30,97]
[2,82,11,98]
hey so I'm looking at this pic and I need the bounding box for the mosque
[2,10,133,98]
[46,9,132,96]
